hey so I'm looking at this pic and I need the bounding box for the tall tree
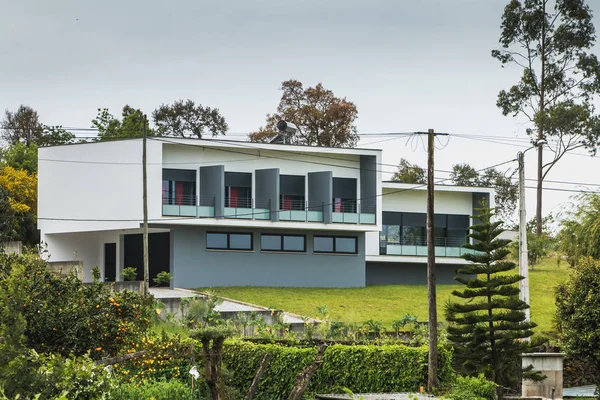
[92,105,153,141]
[557,193,600,264]
[450,163,518,221]
[391,158,426,183]
[0,186,19,242]
[555,257,600,392]
[446,207,538,398]
[0,143,38,174]
[249,79,359,147]
[0,106,44,146]
[492,0,600,235]
[153,99,228,138]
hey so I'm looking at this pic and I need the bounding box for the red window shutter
[176,182,184,205]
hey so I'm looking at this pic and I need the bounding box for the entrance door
[104,243,117,282]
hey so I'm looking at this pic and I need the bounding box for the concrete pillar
[522,353,565,399]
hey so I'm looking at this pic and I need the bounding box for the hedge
[223,341,453,399]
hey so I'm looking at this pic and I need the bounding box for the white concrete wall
[382,189,473,215]
[38,139,163,234]
[44,230,121,282]
[161,144,363,180]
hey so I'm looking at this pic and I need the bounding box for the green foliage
[121,266,138,281]
[450,163,518,220]
[0,142,38,174]
[153,271,172,286]
[0,350,114,400]
[152,99,228,138]
[111,378,198,400]
[392,314,418,335]
[391,158,426,184]
[492,0,600,229]
[555,257,600,388]
[0,187,19,242]
[446,207,537,392]
[445,374,497,400]
[92,105,154,141]
[558,193,600,264]
[0,253,153,358]
[223,340,454,399]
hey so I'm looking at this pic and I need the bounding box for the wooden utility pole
[426,128,438,392]
[142,114,149,297]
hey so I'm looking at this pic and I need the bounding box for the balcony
[224,197,270,220]
[332,200,376,224]
[380,236,476,258]
[279,200,323,222]
[162,193,215,218]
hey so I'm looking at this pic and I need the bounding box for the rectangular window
[206,232,253,251]
[314,235,357,254]
[260,234,306,252]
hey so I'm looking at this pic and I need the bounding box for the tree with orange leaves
[249,79,359,147]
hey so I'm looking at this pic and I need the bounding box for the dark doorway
[104,243,117,282]
[123,232,171,287]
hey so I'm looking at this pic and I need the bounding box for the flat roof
[382,181,495,194]
[42,136,382,156]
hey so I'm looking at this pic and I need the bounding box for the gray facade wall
[255,168,280,222]
[171,226,366,288]
[200,165,225,217]
[360,155,377,211]
[308,171,332,223]
[366,261,471,285]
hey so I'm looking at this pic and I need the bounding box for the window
[260,234,306,252]
[313,235,358,254]
[206,232,253,251]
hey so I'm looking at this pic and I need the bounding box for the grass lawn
[198,257,570,335]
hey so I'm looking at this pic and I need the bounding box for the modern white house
[38,137,494,288]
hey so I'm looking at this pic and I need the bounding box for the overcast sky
[1,0,599,223]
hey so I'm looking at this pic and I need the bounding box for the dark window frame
[313,235,358,254]
[260,234,306,253]
[206,232,253,251]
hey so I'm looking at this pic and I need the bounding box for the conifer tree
[446,207,537,396]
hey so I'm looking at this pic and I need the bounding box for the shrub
[445,374,497,400]
[0,253,153,358]
[111,378,198,400]
[121,267,137,281]
[222,340,454,399]
[1,351,115,400]
[153,271,172,286]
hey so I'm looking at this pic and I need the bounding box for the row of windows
[205,233,358,254]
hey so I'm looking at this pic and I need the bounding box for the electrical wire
[37,157,518,222]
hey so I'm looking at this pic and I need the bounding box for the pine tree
[446,207,537,396]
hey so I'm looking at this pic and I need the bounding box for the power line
[38,157,517,222]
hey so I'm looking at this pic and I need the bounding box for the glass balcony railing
[379,236,475,258]
[332,200,376,224]
[224,197,270,220]
[279,200,324,222]
[162,193,215,217]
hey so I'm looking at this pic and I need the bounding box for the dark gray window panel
[434,214,447,227]
[382,211,402,225]
[261,235,281,251]
[207,233,228,249]
[230,233,252,250]
[448,215,469,229]
[402,213,426,227]
[225,172,252,188]
[283,236,305,252]
[162,169,196,182]
[335,237,357,254]
[280,175,305,196]
[314,236,334,253]
[333,177,357,199]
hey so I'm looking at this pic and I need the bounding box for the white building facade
[38,138,493,288]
